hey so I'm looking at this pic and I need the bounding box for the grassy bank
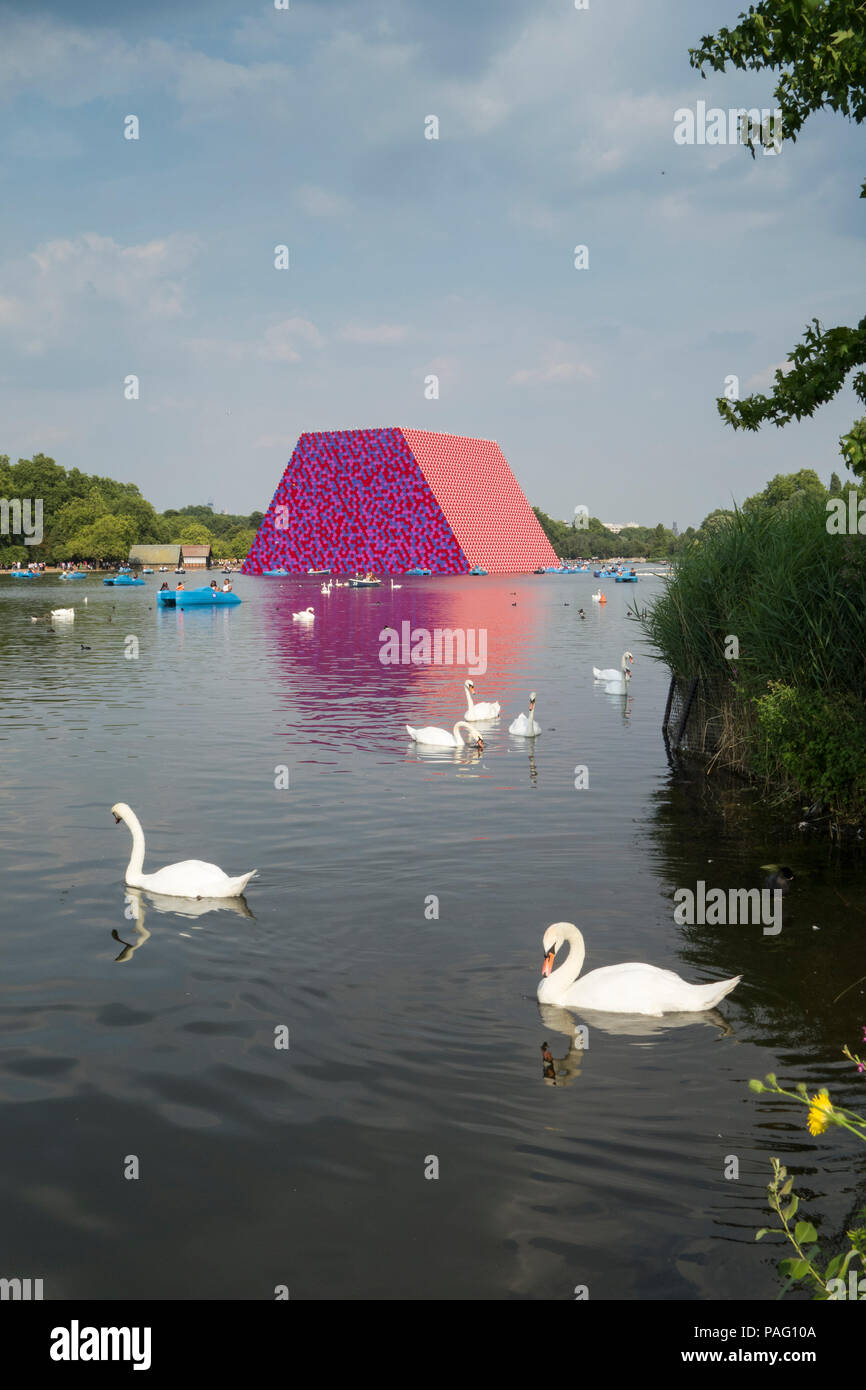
[636,496,866,822]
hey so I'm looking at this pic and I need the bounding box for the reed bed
[636,498,866,818]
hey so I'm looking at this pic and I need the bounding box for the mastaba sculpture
[243,427,558,574]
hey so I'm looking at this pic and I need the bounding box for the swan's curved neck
[453,720,475,746]
[464,685,475,715]
[121,809,146,881]
[551,925,585,994]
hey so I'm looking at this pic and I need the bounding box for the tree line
[0,454,262,565]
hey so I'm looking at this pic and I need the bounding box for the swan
[293,606,315,622]
[390,579,402,589]
[509,692,541,736]
[406,720,484,748]
[110,802,256,898]
[463,679,500,720]
[50,608,75,620]
[593,651,634,683]
[537,923,741,1015]
[320,582,331,594]
[591,589,606,603]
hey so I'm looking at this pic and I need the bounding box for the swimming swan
[50,608,75,620]
[406,720,484,748]
[509,692,541,736]
[293,606,315,622]
[537,922,741,1015]
[593,651,634,683]
[463,679,500,720]
[110,802,257,898]
[591,589,606,603]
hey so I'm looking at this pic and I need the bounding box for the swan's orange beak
[542,947,555,977]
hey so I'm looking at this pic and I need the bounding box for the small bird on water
[764,866,794,893]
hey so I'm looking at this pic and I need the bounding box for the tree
[742,469,827,514]
[175,522,215,546]
[690,3,866,476]
[63,514,136,562]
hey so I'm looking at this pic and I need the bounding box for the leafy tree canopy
[690,1,866,475]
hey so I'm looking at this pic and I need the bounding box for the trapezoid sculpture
[243,427,557,574]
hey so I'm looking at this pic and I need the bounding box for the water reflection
[111,887,255,963]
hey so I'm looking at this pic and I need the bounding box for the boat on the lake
[158,587,241,608]
[348,576,382,588]
[103,575,146,586]
[10,569,38,578]
[469,566,488,575]
[406,567,432,576]
[614,574,638,583]
[263,568,289,576]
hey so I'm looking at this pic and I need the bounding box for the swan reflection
[538,1005,587,1086]
[538,997,732,1041]
[112,887,255,962]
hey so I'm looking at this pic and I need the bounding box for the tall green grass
[636,497,866,816]
[636,497,866,700]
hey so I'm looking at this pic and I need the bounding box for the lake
[1,571,863,1300]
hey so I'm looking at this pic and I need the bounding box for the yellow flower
[807,1089,833,1136]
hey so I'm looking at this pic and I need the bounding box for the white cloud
[510,347,595,387]
[0,232,200,352]
[339,322,409,345]
[188,317,324,364]
[296,185,351,218]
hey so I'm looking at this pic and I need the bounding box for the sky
[0,0,862,528]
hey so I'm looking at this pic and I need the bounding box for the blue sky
[0,0,862,526]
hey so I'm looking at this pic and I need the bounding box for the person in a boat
[210,579,218,594]
[160,581,169,591]
[176,580,184,591]
[222,578,232,592]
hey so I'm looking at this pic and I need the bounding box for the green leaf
[782,1197,799,1221]
[795,1221,817,1244]
[780,1177,794,1196]
[756,1227,770,1241]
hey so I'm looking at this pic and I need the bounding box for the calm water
[1,572,864,1300]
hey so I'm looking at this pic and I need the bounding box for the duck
[578,609,586,619]
[509,692,541,736]
[763,866,794,894]
[293,606,315,622]
[110,802,256,898]
[593,651,634,683]
[537,923,741,1015]
[463,679,500,721]
[406,720,484,749]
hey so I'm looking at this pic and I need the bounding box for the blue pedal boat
[103,575,146,586]
[158,587,241,608]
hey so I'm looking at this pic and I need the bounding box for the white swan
[591,589,603,602]
[111,802,256,898]
[293,606,315,622]
[509,692,541,736]
[406,720,484,748]
[320,582,331,594]
[537,923,741,1016]
[593,651,634,683]
[463,679,500,721]
[390,579,402,589]
[51,608,75,620]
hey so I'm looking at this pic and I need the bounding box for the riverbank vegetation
[637,471,866,821]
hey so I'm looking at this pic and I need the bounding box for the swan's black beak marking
[113,813,121,824]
